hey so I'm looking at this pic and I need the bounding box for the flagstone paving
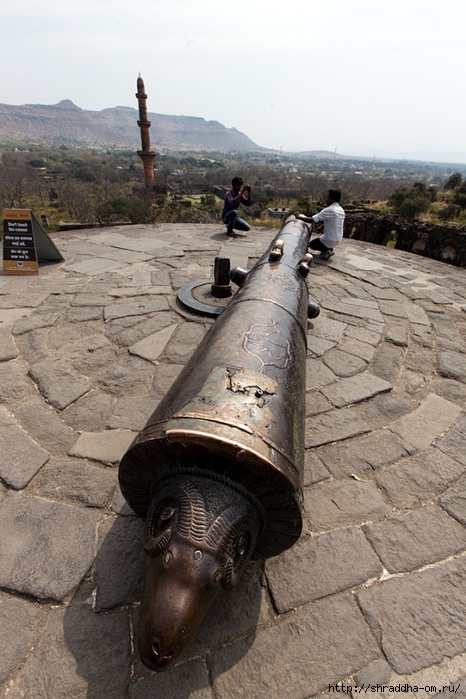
[1,223,466,698]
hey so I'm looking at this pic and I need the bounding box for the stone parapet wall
[345,211,466,267]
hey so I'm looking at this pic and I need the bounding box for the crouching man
[295,189,345,259]
[222,177,252,237]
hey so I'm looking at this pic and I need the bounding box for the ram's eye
[163,551,173,567]
[213,569,222,583]
[193,549,203,562]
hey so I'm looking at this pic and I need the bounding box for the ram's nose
[139,637,176,672]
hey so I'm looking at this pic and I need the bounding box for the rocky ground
[1,222,466,699]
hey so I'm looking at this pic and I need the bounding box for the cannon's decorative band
[119,217,316,671]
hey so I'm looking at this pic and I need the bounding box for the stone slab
[321,372,392,408]
[266,527,382,613]
[307,335,336,356]
[431,317,466,352]
[436,417,466,466]
[0,492,96,601]
[305,408,371,448]
[384,318,409,347]
[0,409,50,489]
[12,328,50,366]
[108,396,159,431]
[1,311,34,338]
[105,312,179,348]
[306,358,338,390]
[357,557,466,674]
[391,393,463,451]
[71,292,109,307]
[129,659,212,699]
[112,236,181,254]
[321,348,368,377]
[364,504,466,573]
[376,448,466,510]
[62,390,116,432]
[6,604,130,699]
[129,323,178,362]
[0,594,43,685]
[322,299,384,323]
[209,593,380,699]
[69,430,136,464]
[161,322,207,363]
[354,658,392,688]
[12,310,61,336]
[319,429,412,479]
[29,357,92,410]
[310,316,347,342]
[95,248,152,263]
[13,396,77,456]
[112,485,137,516]
[0,327,18,361]
[371,343,405,383]
[338,336,378,362]
[0,359,35,404]
[344,324,383,346]
[438,351,466,383]
[29,457,117,509]
[341,297,379,309]
[183,565,265,662]
[95,516,145,611]
[305,479,390,532]
[104,297,169,321]
[0,291,50,309]
[63,258,128,275]
[108,285,172,297]
[431,377,466,407]
[440,478,466,526]
[378,300,408,318]
[304,449,331,486]
[355,392,414,431]
[411,322,435,348]
[405,304,430,325]
[305,390,333,417]
[63,306,103,322]
[98,356,156,398]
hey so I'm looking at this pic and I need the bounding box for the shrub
[444,172,462,191]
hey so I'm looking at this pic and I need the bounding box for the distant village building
[135,75,157,190]
[268,207,290,220]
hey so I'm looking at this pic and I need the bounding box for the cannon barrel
[119,217,313,671]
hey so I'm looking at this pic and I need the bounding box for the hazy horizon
[2,0,465,165]
[3,96,466,167]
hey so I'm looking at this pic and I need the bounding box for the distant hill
[0,99,264,152]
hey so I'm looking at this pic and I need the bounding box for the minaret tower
[136,75,157,189]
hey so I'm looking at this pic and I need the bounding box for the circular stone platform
[1,223,466,698]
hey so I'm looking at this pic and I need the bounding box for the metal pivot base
[177,256,232,317]
[177,279,223,317]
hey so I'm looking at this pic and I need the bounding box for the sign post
[3,209,63,275]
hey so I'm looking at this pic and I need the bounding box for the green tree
[296,195,315,216]
[103,196,150,224]
[398,197,430,221]
[438,203,461,220]
[388,184,431,221]
[444,172,462,190]
[252,187,269,209]
[453,192,466,209]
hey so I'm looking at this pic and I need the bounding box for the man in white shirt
[294,189,345,260]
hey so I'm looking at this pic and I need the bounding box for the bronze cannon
[118,217,317,671]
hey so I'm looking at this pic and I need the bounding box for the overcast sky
[2,0,466,163]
